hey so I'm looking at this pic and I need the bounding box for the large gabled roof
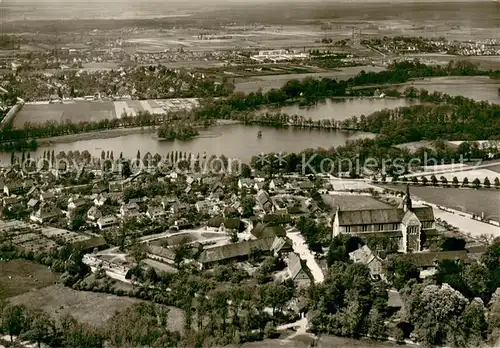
[251,223,286,239]
[389,250,472,268]
[337,208,404,226]
[198,238,273,264]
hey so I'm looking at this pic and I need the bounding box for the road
[433,209,500,238]
[286,228,325,284]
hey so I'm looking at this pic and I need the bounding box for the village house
[4,182,24,196]
[26,186,41,199]
[210,182,225,199]
[251,223,286,240]
[256,189,274,213]
[186,176,195,186]
[197,238,274,269]
[27,198,40,210]
[349,245,385,280]
[253,181,266,191]
[332,186,435,253]
[262,214,292,226]
[161,196,180,210]
[227,199,242,215]
[207,216,245,232]
[30,203,64,224]
[97,216,119,230]
[389,250,473,278]
[173,218,193,230]
[120,202,140,218]
[238,178,253,190]
[223,206,240,218]
[297,180,314,191]
[3,196,20,207]
[67,196,87,211]
[40,191,55,202]
[108,181,124,193]
[93,193,109,207]
[146,206,167,220]
[86,206,102,223]
[286,252,313,287]
[269,178,284,191]
[270,236,293,257]
[195,200,213,215]
[91,182,108,194]
[171,202,190,215]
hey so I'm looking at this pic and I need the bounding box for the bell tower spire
[403,184,412,212]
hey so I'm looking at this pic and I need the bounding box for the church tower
[402,184,412,212]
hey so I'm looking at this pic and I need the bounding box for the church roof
[412,206,435,222]
[337,208,404,226]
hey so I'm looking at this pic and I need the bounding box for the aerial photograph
[0,0,499,347]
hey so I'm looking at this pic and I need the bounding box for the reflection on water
[21,124,374,163]
[262,98,420,121]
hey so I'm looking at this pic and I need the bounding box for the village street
[286,228,325,284]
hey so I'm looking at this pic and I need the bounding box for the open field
[234,66,385,93]
[14,102,116,127]
[13,98,200,128]
[385,184,500,222]
[397,76,500,104]
[0,260,59,300]
[8,284,185,330]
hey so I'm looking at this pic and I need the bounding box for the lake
[262,98,420,121]
[15,124,373,164]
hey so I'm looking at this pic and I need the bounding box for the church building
[332,186,436,253]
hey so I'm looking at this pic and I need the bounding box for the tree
[129,241,147,265]
[430,174,438,186]
[484,177,491,188]
[3,305,27,341]
[406,283,468,347]
[460,299,488,347]
[438,175,448,186]
[386,258,420,290]
[367,308,387,340]
[462,263,491,301]
[421,176,428,186]
[241,196,256,218]
[441,237,466,251]
[24,309,56,348]
[60,314,104,348]
[121,160,131,178]
[472,178,481,189]
[145,267,158,283]
[481,238,500,272]
[326,235,349,265]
